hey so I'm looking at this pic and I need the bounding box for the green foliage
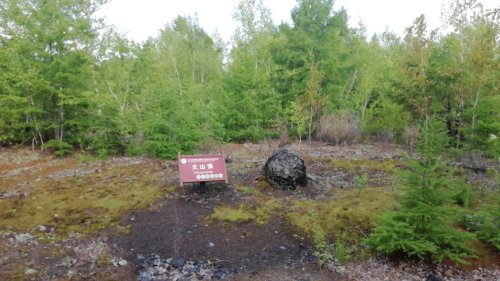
[0,0,497,163]
[363,98,411,142]
[354,171,368,198]
[125,143,145,157]
[81,129,121,157]
[285,101,308,142]
[463,95,500,158]
[310,211,333,267]
[475,203,500,250]
[0,0,101,148]
[44,140,73,157]
[417,118,450,157]
[209,193,281,225]
[334,239,354,265]
[0,159,164,234]
[462,200,500,250]
[365,120,475,264]
[287,188,395,245]
[450,178,473,208]
[210,205,258,223]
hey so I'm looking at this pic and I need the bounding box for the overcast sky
[96,0,498,43]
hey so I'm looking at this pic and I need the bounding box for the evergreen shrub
[365,119,475,264]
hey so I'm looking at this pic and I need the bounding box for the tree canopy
[0,0,498,159]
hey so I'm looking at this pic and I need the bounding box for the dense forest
[0,0,498,159]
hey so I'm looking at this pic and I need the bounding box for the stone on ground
[264,149,307,190]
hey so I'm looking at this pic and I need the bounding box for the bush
[81,129,121,157]
[125,142,145,156]
[310,212,333,267]
[363,98,411,143]
[365,120,475,264]
[463,95,500,159]
[462,200,500,250]
[334,239,353,265]
[141,120,179,159]
[318,111,359,145]
[475,203,500,250]
[44,140,73,157]
[141,117,211,159]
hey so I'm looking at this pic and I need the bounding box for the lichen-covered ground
[0,142,498,280]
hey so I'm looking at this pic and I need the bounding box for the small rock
[188,266,198,274]
[117,259,128,266]
[170,272,183,280]
[15,233,34,245]
[157,266,167,275]
[36,225,47,232]
[67,269,77,278]
[213,268,229,279]
[426,272,443,281]
[140,270,150,281]
[307,174,317,181]
[279,245,286,250]
[208,242,214,247]
[60,256,75,267]
[171,257,185,269]
[25,268,37,275]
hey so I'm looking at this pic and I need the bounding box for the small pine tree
[365,119,474,264]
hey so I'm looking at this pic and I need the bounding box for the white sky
[96,0,498,43]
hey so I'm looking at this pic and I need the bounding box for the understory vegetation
[0,0,498,270]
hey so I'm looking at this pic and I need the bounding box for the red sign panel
[178,154,228,186]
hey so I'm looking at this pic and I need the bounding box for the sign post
[178,153,228,186]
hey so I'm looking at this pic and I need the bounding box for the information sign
[178,153,228,186]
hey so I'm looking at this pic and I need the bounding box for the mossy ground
[208,185,398,246]
[209,186,282,224]
[319,158,404,172]
[0,155,168,235]
[0,144,497,280]
[286,188,398,244]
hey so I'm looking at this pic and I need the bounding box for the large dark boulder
[264,149,307,190]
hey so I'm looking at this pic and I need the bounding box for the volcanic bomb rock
[264,149,307,190]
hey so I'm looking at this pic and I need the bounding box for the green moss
[286,188,397,244]
[11,270,28,281]
[97,254,111,267]
[209,191,282,225]
[235,185,256,194]
[164,185,177,193]
[74,152,97,164]
[210,185,397,242]
[0,161,168,234]
[210,206,257,223]
[319,158,403,172]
